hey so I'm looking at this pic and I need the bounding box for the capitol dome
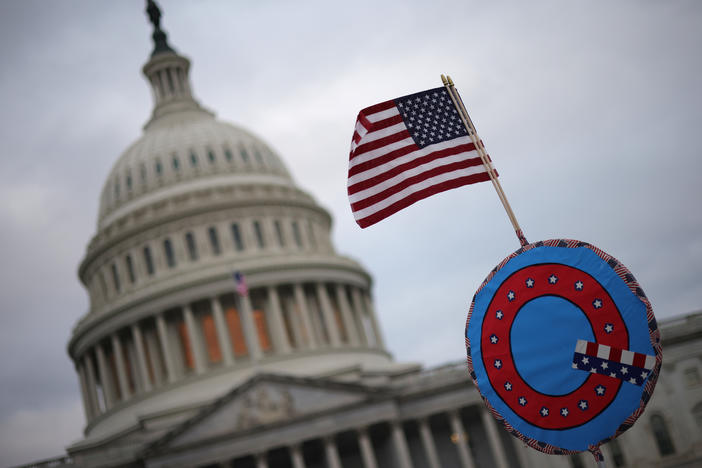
[67,5,399,448]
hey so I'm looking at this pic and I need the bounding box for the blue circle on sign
[511,296,594,395]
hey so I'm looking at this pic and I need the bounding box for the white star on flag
[621,366,628,375]
[582,357,589,365]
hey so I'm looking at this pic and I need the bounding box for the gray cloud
[1,0,700,465]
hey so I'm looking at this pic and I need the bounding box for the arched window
[143,246,155,276]
[110,263,121,293]
[231,223,244,251]
[163,239,176,268]
[609,438,626,467]
[125,255,136,284]
[185,232,198,261]
[253,221,265,249]
[292,221,303,249]
[274,220,285,247]
[208,227,221,255]
[693,401,702,430]
[650,413,675,456]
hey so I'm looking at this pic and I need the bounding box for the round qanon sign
[465,239,661,457]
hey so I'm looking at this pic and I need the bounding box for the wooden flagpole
[442,74,528,247]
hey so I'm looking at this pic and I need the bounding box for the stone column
[267,286,291,354]
[131,324,152,392]
[317,283,341,347]
[480,408,509,468]
[391,421,414,468]
[144,329,164,387]
[84,352,101,416]
[284,295,305,349]
[183,304,207,374]
[336,284,360,346]
[156,313,177,383]
[363,292,385,349]
[77,361,95,421]
[418,418,441,468]
[350,287,369,346]
[324,436,343,468]
[449,411,475,468]
[358,427,378,468]
[95,343,116,409]
[294,283,317,350]
[111,334,130,399]
[289,444,306,468]
[239,294,263,360]
[211,297,234,366]
[255,453,268,468]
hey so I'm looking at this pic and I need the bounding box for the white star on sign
[575,281,584,290]
[604,324,614,333]
[561,408,569,417]
[507,291,515,300]
[496,310,503,319]
[579,400,588,410]
[526,278,534,287]
[494,359,502,369]
[519,397,527,406]
[596,385,605,395]
[541,407,549,417]
[549,275,558,284]
[504,382,512,391]
[582,357,589,365]
[593,299,603,309]
[490,335,498,344]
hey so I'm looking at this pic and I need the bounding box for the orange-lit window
[178,322,195,370]
[253,310,272,352]
[226,307,248,356]
[201,314,222,363]
[108,350,122,400]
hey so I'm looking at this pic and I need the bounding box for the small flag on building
[348,86,497,228]
[232,271,248,297]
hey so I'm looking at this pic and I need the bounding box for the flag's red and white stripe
[348,99,495,228]
[575,339,655,370]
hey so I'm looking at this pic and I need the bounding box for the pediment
[152,373,381,451]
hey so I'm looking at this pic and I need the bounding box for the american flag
[348,86,496,228]
[232,271,248,297]
[572,339,655,386]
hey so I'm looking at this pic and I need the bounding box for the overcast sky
[1,0,701,465]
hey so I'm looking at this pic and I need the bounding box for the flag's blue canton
[572,352,650,386]
[394,87,468,149]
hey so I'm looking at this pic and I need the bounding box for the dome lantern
[142,0,212,130]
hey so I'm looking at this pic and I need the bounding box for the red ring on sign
[481,263,629,429]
